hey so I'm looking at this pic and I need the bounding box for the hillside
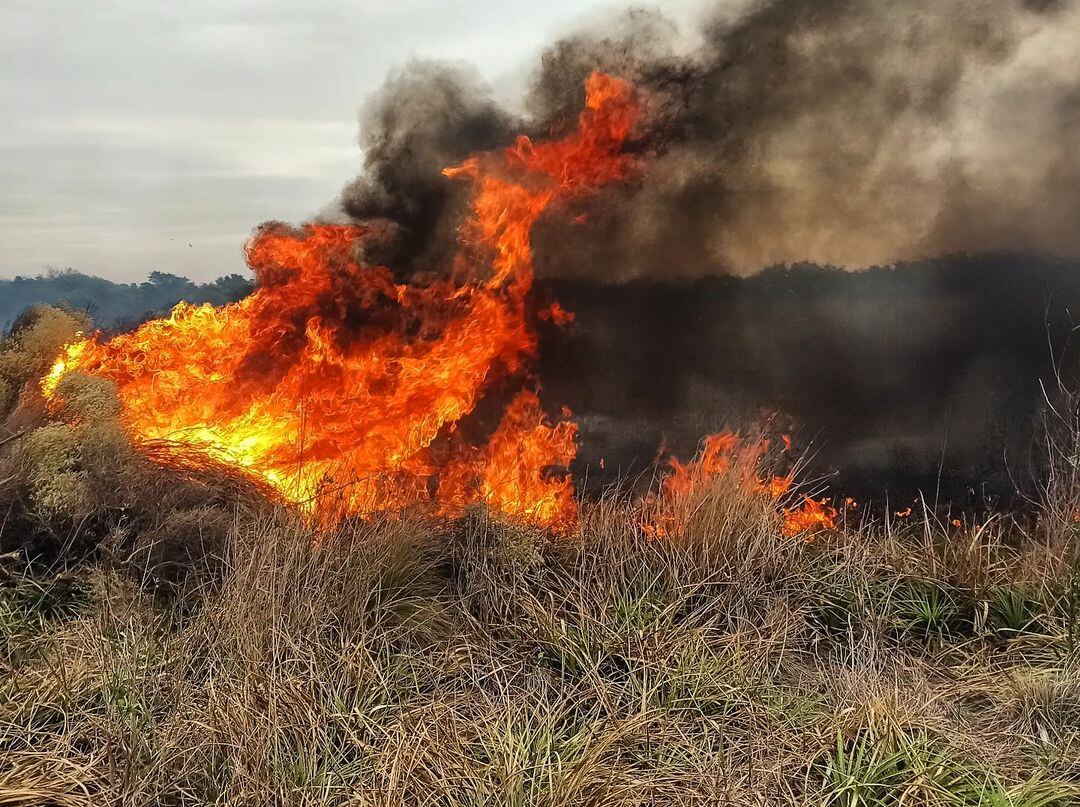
[0,270,252,334]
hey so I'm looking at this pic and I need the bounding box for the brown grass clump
[0,306,90,406]
[0,307,271,585]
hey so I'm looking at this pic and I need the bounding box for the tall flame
[40,73,839,538]
[43,73,639,531]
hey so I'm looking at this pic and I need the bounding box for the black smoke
[330,0,1080,505]
[536,252,1080,506]
[527,0,1080,279]
[340,62,514,275]
[339,0,1080,280]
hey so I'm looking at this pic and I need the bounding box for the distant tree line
[0,269,254,334]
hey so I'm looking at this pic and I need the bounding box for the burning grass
[2,62,1080,804]
[2,307,1080,805]
[2,343,1080,804]
[34,73,642,533]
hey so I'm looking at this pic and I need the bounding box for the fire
[538,302,575,325]
[642,433,837,539]
[470,392,577,533]
[37,71,843,539]
[42,73,639,532]
[781,497,838,537]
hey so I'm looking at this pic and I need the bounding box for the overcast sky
[1,0,704,282]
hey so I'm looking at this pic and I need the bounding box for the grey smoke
[337,0,1080,281]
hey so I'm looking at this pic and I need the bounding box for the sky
[0,0,708,283]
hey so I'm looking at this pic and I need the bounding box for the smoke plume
[340,62,514,275]
[536,253,1080,505]
[339,0,1080,280]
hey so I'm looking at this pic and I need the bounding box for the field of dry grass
[2,308,1080,806]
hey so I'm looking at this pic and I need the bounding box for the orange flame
[640,432,837,539]
[43,73,639,532]
[781,496,838,537]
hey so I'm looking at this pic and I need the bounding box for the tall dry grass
[0,306,1079,805]
[2,485,1079,805]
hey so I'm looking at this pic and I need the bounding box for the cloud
[1,0,680,281]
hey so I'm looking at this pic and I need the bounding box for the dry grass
[1,492,1078,806]
[1,307,1079,805]
[0,309,276,585]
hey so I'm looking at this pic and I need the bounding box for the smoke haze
[536,253,1080,505]
[339,0,1080,280]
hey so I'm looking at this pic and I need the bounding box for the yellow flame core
[42,339,88,399]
